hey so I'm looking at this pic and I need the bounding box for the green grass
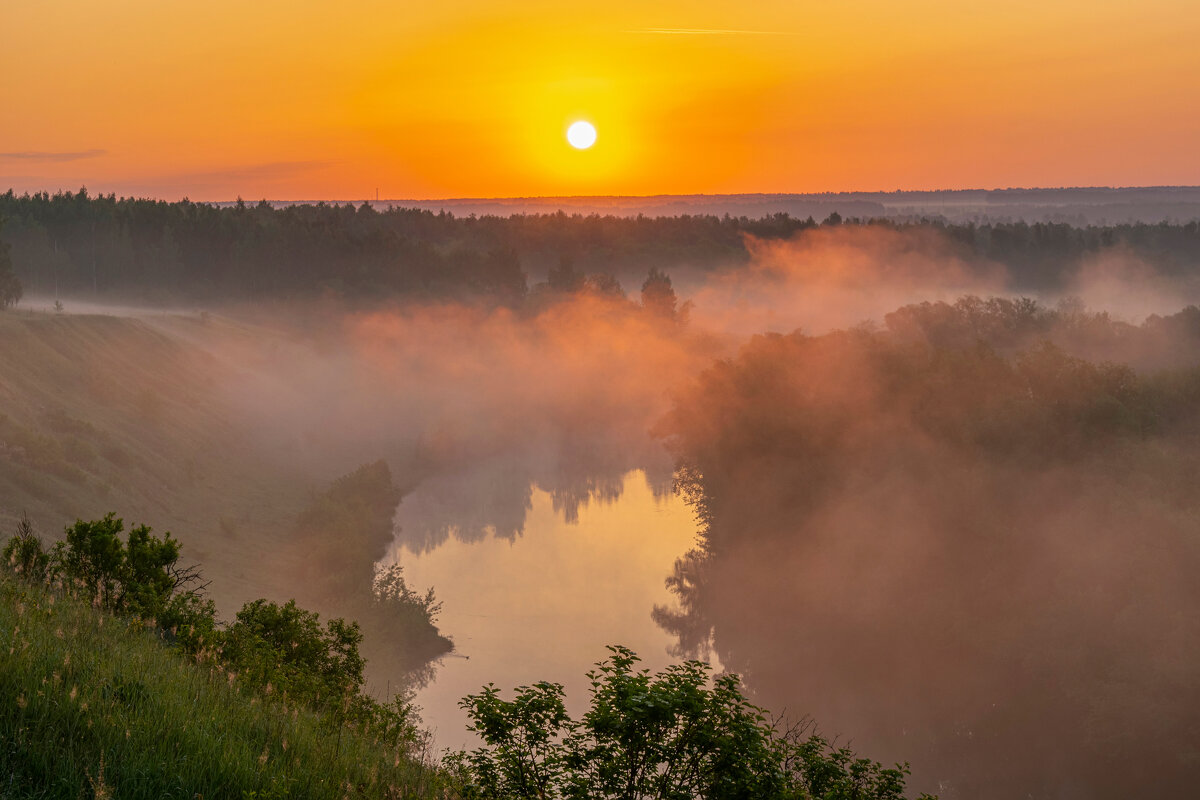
[0,571,448,800]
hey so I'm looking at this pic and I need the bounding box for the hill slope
[0,310,308,610]
[0,569,444,799]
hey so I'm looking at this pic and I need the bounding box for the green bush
[370,562,446,650]
[3,514,430,753]
[223,599,365,712]
[449,646,934,800]
[40,513,212,639]
[0,571,443,799]
[2,515,49,581]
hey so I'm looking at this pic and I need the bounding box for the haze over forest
[2,187,1200,797]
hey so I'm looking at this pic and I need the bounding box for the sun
[567,120,597,150]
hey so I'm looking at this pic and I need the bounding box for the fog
[210,294,709,538]
[5,220,1200,797]
[680,224,1200,340]
[653,323,1200,798]
[648,228,1200,798]
[1064,245,1200,324]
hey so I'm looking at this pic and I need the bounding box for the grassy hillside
[0,309,310,610]
[0,308,453,704]
[0,568,446,799]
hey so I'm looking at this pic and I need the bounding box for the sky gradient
[3,0,1199,200]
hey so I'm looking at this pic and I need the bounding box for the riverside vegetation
[1,515,935,799]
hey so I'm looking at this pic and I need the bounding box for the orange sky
[2,1,1199,200]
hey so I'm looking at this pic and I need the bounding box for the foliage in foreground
[448,646,935,800]
[0,570,444,799]
[1,514,442,798]
[4,514,936,799]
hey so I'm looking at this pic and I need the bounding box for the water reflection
[390,450,675,554]
[386,470,699,749]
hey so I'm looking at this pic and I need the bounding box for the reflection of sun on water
[396,469,704,749]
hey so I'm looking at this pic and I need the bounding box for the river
[388,469,702,750]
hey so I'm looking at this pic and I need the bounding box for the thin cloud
[168,160,332,183]
[152,161,333,188]
[0,149,107,162]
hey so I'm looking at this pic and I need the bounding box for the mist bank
[654,304,1200,799]
[4,216,1200,607]
[0,311,313,608]
[0,281,714,610]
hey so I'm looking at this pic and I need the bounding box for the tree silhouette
[640,267,677,318]
[0,230,22,309]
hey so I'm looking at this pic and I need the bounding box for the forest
[3,189,1200,303]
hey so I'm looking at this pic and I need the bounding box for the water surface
[392,469,700,749]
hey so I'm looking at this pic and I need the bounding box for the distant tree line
[3,188,1198,304]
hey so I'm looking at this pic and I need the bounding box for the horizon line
[8,185,1200,205]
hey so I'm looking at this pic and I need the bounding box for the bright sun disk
[567,121,597,150]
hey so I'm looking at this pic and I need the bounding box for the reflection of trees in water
[654,315,1200,800]
[393,464,534,551]
[277,460,454,696]
[378,442,677,704]
[549,475,624,525]
[391,442,675,554]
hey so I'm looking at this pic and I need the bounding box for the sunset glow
[2,1,1199,199]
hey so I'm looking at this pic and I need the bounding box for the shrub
[2,514,48,580]
[47,513,207,625]
[3,514,429,760]
[450,646,935,800]
[222,599,365,712]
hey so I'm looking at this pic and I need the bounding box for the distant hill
[260,186,1200,224]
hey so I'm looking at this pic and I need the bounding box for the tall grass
[0,571,448,799]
